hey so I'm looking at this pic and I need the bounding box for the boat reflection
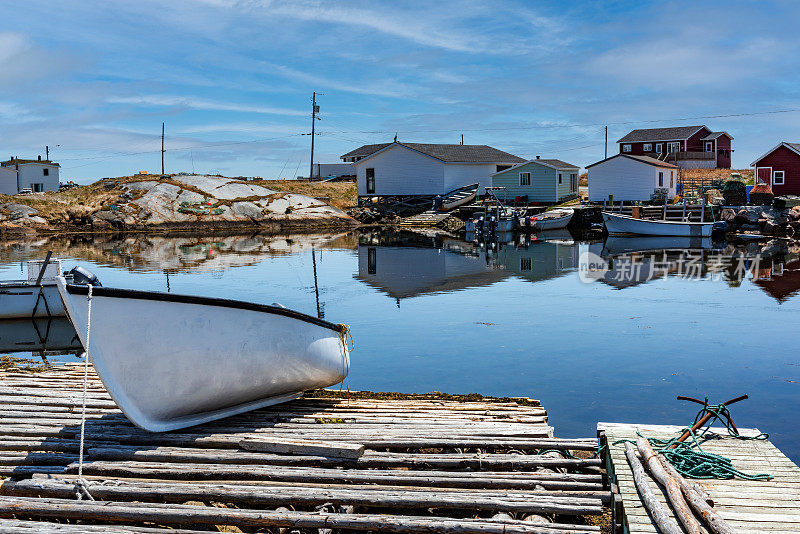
[0,317,82,353]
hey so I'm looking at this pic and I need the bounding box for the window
[667,142,680,153]
[42,168,49,176]
[32,183,44,192]
[623,144,631,152]
[658,172,664,187]
[558,173,563,185]
[670,171,674,188]
[365,168,375,194]
[367,247,377,274]
[496,164,512,172]
[705,141,713,152]
[643,143,652,152]
[773,170,785,185]
[520,257,531,271]
[519,172,531,186]
[655,143,663,154]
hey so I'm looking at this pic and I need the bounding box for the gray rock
[231,201,265,221]
[1,203,39,220]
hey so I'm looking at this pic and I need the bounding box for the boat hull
[530,209,574,231]
[602,212,713,237]
[57,279,349,432]
[0,283,64,318]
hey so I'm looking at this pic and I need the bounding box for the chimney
[536,155,540,159]
[38,155,41,161]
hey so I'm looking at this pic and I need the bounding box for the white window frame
[570,173,577,192]
[773,170,785,185]
[658,171,664,187]
[655,143,663,154]
[623,144,631,153]
[519,172,531,186]
[756,167,771,184]
[668,142,680,153]
[643,143,652,152]
[705,141,714,152]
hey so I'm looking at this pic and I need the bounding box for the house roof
[585,153,679,170]
[0,158,60,167]
[617,125,707,143]
[346,142,525,164]
[701,131,733,140]
[751,142,800,166]
[340,143,392,159]
[491,157,580,175]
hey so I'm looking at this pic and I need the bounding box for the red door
[757,167,771,184]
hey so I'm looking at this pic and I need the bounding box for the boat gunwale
[601,212,713,226]
[64,283,342,332]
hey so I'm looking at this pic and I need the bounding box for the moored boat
[602,212,713,237]
[57,270,350,432]
[439,183,479,211]
[522,208,574,231]
[0,259,66,318]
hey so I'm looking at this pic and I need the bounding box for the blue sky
[2,0,799,182]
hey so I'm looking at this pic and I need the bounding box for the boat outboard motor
[68,266,102,287]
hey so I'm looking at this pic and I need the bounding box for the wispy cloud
[106,95,305,116]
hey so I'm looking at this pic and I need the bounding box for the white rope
[75,284,95,501]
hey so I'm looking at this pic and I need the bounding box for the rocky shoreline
[0,175,357,236]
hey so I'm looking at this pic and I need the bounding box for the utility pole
[309,92,319,180]
[45,146,49,160]
[604,126,608,159]
[461,134,464,145]
[161,122,165,175]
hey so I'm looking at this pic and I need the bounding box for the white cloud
[106,95,305,116]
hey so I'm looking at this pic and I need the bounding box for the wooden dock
[0,362,609,533]
[599,422,800,534]
[399,210,453,228]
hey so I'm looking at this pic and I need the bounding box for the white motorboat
[57,269,350,432]
[602,212,713,237]
[0,259,65,318]
[524,208,574,231]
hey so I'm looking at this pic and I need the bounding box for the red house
[617,125,732,169]
[751,142,800,195]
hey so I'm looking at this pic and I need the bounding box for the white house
[345,142,524,197]
[0,157,60,193]
[586,154,678,202]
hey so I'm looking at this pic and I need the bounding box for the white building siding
[588,157,675,202]
[0,167,18,195]
[17,164,59,192]
[442,163,497,195]
[312,163,354,178]
[355,145,443,196]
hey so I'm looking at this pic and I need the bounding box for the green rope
[606,400,772,481]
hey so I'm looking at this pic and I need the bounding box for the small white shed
[350,142,524,197]
[0,158,60,193]
[586,154,677,202]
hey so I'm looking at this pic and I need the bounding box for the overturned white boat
[602,212,713,237]
[57,269,350,432]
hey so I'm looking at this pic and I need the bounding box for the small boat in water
[602,212,713,237]
[0,258,66,318]
[522,208,574,231]
[57,269,350,432]
[439,183,479,211]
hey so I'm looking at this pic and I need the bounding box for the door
[365,168,375,194]
[757,167,771,184]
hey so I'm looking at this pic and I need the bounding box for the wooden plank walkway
[399,210,453,228]
[599,422,800,534]
[0,363,609,532]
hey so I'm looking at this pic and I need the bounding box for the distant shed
[587,154,677,202]
[751,142,800,195]
[490,157,579,203]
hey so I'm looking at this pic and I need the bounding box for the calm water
[2,230,799,462]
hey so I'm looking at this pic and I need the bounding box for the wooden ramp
[599,422,800,534]
[0,363,609,533]
[399,210,453,227]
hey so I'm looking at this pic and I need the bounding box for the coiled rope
[337,324,353,395]
[610,400,771,481]
[75,284,95,501]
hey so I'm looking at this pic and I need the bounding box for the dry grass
[679,168,754,185]
[254,180,356,209]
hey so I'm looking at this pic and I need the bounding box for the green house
[490,157,580,203]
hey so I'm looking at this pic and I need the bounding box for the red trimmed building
[617,125,732,169]
[751,142,800,195]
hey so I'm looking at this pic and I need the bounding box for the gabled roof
[0,158,60,167]
[340,143,391,159]
[491,157,580,175]
[617,125,707,143]
[751,142,800,166]
[349,142,524,164]
[701,131,733,140]
[585,153,678,170]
